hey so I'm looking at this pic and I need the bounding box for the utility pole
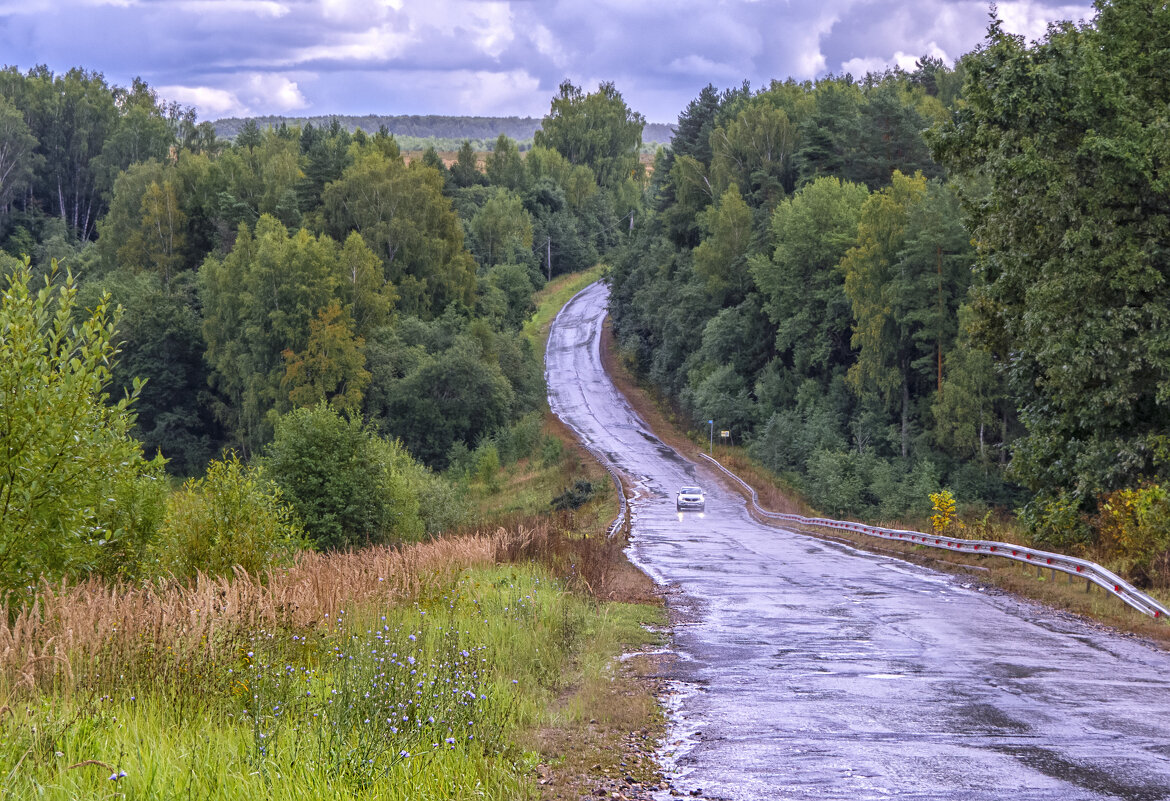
[546,237,552,281]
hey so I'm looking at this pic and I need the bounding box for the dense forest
[0,71,645,595]
[3,0,1170,597]
[609,0,1170,583]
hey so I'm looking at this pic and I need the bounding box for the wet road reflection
[547,281,1170,801]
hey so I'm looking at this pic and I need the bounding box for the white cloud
[452,69,542,115]
[291,25,412,64]
[529,23,562,65]
[157,84,243,117]
[997,1,1094,41]
[160,73,308,118]
[469,1,514,59]
[241,73,309,111]
[176,0,289,17]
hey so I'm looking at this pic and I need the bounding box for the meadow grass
[0,559,632,800]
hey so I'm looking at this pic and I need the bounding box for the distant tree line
[213,113,677,148]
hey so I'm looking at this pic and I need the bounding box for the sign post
[708,420,714,454]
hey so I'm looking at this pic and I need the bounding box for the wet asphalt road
[546,281,1170,801]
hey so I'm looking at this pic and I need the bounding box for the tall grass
[0,532,510,697]
[0,529,604,801]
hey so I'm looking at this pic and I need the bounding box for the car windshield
[680,487,702,494]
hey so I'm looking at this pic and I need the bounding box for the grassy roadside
[0,550,662,801]
[600,317,1170,647]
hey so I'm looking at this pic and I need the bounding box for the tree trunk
[1000,410,1009,465]
[901,369,910,459]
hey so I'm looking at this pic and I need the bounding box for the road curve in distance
[546,280,1170,801]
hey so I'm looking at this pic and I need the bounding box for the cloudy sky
[0,0,1094,124]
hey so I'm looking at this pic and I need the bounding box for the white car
[676,486,705,511]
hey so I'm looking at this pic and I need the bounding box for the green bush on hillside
[155,453,305,580]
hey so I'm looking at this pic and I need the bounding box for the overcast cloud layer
[0,0,1094,123]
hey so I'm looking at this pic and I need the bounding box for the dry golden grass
[0,530,535,696]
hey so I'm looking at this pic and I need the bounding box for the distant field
[214,113,676,149]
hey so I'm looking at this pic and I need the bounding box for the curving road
[546,281,1170,801]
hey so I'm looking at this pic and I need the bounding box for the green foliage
[534,80,645,188]
[0,261,165,594]
[1018,491,1092,550]
[710,99,799,204]
[199,216,376,452]
[384,339,517,469]
[1098,485,1170,587]
[281,300,371,414]
[692,184,754,305]
[484,133,528,191]
[469,188,534,268]
[449,139,485,188]
[481,262,537,331]
[752,175,869,379]
[473,441,502,492]
[929,2,1170,499]
[155,453,305,580]
[552,480,596,511]
[0,95,40,210]
[804,448,939,519]
[264,404,428,550]
[321,143,476,318]
[77,270,220,475]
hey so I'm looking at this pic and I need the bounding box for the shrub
[0,260,166,595]
[551,480,595,511]
[1018,491,1092,550]
[1097,485,1170,588]
[155,454,305,580]
[265,404,434,549]
[930,489,957,534]
[473,442,502,492]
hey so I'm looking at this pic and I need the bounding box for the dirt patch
[524,652,673,801]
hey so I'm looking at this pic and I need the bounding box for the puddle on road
[652,680,708,801]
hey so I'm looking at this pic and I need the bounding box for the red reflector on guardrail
[1115,585,1121,593]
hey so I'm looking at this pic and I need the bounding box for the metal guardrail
[601,461,629,539]
[700,453,1170,621]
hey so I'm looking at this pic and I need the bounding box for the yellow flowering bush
[1097,484,1170,587]
[929,489,957,535]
